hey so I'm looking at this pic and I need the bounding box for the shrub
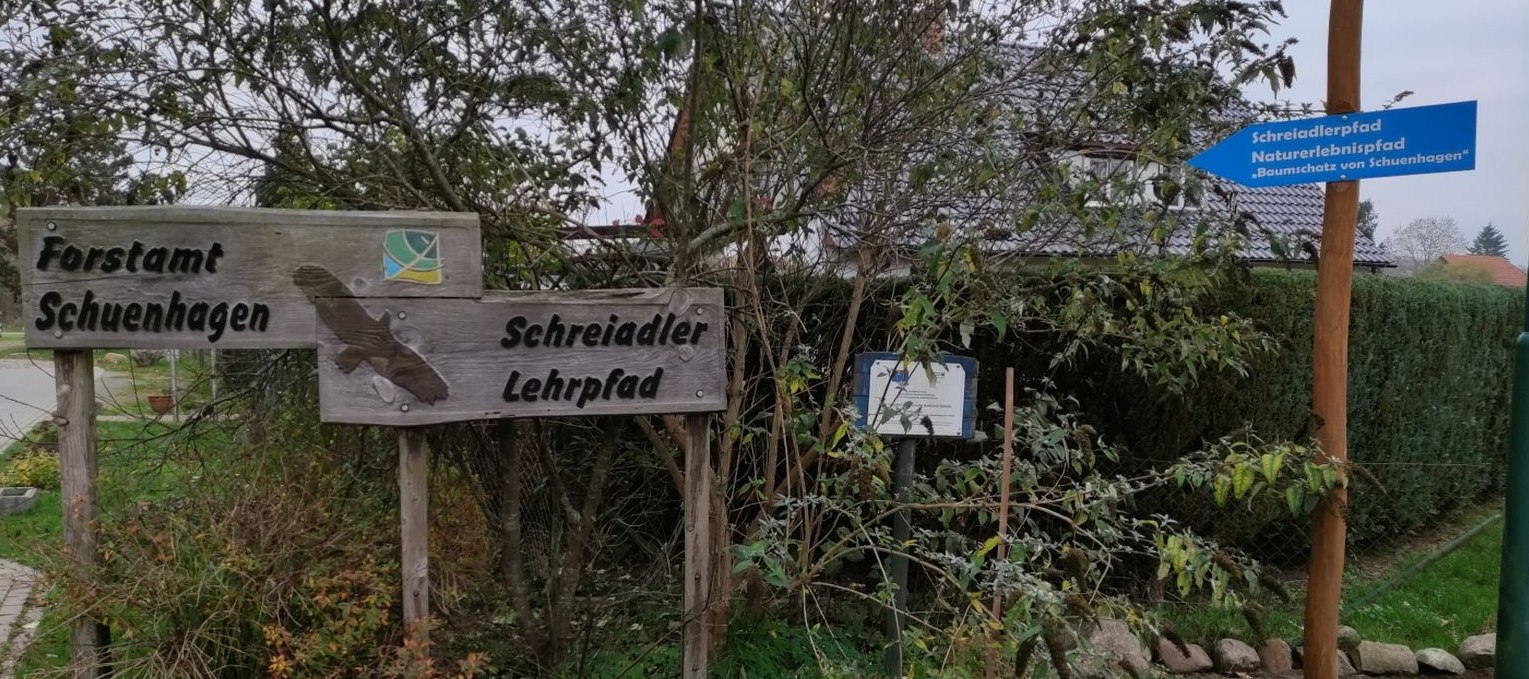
[47,418,492,678]
[0,447,61,489]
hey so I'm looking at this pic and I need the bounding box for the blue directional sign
[1190,100,1477,188]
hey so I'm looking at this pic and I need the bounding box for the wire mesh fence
[1133,469,1502,645]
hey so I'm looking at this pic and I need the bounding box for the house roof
[1438,254,1528,286]
[829,43,1396,269]
[1216,182,1392,266]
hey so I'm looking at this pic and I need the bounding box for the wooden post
[1303,2,1363,678]
[682,413,712,679]
[398,427,430,649]
[56,350,110,677]
[987,368,1016,677]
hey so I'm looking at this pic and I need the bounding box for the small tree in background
[1356,199,1378,240]
[1383,216,1467,271]
[1469,223,1509,257]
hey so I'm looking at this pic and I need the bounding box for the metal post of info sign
[314,287,726,425]
[17,206,482,349]
[853,353,978,439]
[1189,100,1477,188]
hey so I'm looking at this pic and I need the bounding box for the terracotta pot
[148,394,174,415]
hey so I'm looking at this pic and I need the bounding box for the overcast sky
[1269,2,1528,265]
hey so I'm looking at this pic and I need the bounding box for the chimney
[920,3,947,54]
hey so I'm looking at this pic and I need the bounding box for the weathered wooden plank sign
[315,287,726,425]
[18,206,481,349]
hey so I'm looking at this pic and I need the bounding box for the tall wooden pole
[56,350,110,677]
[1303,2,1363,677]
[398,427,430,650]
[682,413,713,679]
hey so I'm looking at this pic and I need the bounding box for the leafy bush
[0,447,61,489]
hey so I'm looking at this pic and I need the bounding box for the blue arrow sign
[1189,101,1477,187]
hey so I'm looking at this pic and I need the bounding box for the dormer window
[1068,148,1201,211]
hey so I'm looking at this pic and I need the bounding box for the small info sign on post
[853,352,977,439]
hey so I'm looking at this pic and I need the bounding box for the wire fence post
[1496,284,1529,679]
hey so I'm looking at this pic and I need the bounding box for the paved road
[0,358,130,446]
[0,359,57,446]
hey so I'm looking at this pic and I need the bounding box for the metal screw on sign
[695,390,705,398]
[398,312,407,320]
[46,221,57,231]
[53,330,62,338]
[695,307,704,315]
[400,404,410,412]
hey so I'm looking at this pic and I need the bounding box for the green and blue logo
[383,229,442,285]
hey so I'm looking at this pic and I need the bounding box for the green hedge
[1091,270,1521,558]
[770,268,1520,560]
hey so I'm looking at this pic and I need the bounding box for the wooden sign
[316,287,726,425]
[17,206,481,349]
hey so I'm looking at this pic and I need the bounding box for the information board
[853,353,977,439]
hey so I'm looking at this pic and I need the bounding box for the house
[559,34,1396,275]
[1434,254,1528,287]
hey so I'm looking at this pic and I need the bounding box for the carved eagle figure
[292,264,450,404]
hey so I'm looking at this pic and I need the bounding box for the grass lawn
[0,421,197,563]
[1342,508,1501,649]
[1155,501,1503,651]
[1,419,228,675]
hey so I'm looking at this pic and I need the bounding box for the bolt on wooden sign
[18,206,482,349]
[314,287,726,425]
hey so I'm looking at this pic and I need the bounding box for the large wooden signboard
[18,206,482,349]
[315,287,726,425]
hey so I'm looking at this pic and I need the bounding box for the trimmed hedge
[770,268,1520,560]
[1089,270,1521,558]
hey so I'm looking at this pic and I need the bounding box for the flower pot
[148,394,174,415]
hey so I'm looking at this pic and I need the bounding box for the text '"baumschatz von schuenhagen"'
[499,312,711,408]
[1248,118,1469,180]
[31,236,270,342]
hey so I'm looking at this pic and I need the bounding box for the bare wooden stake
[987,367,1016,676]
[682,413,712,679]
[398,427,431,650]
[56,349,109,678]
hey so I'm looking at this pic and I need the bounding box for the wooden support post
[682,413,712,679]
[398,427,430,650]
[56,350,110,678]
[1303,2,1363,678]
[986,368,1016,676]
